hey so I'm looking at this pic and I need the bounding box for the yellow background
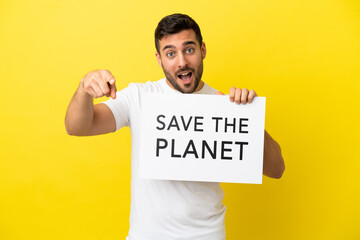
[1,0,359,239]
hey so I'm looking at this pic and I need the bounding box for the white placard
[139,93,266,184]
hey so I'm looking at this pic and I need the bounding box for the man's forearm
[263,130,285,179]
[65,82,94,135]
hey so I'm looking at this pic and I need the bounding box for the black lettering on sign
[182,140,199,158]
[212,117,223,132]
[239,118,249,133]
[180,116,193,131]
[156,115,166,130]
[221,141,233,160]
[167,116,180,130]
[156,139,249,160]
[235,142,248,160]
[171,139,181,158]
[225,117,236,133]
[194,116,204,132]
[156,138,168,157]
[202,140,217,159]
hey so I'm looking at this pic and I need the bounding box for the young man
[65,13,284,240]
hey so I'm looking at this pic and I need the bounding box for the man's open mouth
[177,71,193,84]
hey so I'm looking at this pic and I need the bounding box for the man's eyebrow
[162,45,175,51]
[183,41,196,46]
[162,41,197,52]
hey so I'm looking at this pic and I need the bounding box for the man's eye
[167,52,174,57]
[186,48,194,53]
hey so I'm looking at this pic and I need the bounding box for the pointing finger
[108,79,117,99]
[103,70,116,99]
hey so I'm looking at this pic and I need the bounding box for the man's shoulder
[198,82,218,95]
[126,78,167,93]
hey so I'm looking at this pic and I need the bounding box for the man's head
[155,14,206,93]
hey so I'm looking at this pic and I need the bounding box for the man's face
[155,29,206,93]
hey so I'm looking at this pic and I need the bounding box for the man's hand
[65,69,117,136]
[216,87,284,178]
[81,70,117,99]
[216,87,257,104]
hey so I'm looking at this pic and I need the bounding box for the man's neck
[194,81,205,92]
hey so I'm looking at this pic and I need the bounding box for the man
[65,13,284,240]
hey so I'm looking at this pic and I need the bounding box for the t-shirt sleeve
[102,83,137,131]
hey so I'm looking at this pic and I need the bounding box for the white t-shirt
[103,78,226,240]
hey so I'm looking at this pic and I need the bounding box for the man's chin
[175,80,196,93]
[181,84,196,93]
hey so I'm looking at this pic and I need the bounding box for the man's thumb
[109,79,117,99]
[215,91,224,95]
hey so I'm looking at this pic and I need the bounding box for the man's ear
[155,51,162,67]
[201,42,207,59]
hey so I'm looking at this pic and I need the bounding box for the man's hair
[155,13,203,54]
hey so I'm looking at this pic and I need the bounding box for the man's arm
[216,87,285,179]
[263,130,285,178]
[65,70,117,136]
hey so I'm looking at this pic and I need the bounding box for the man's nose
[177,53,188,69]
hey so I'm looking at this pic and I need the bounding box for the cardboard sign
[139,93,266,184]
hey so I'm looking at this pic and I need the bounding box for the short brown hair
[155,13,203,53]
